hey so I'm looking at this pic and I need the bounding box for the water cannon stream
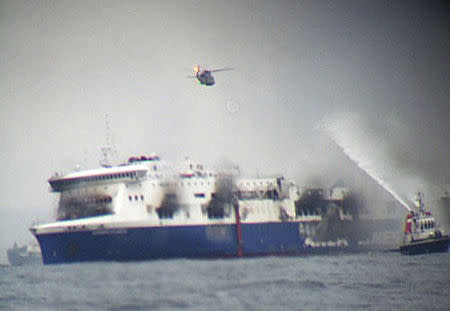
[318,116,413,211]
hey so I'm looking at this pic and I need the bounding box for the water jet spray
[318,115,412,211]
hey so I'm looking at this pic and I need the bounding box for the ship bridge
[49,166,148,192]
[49,154,163,192]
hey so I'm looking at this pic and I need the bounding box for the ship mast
[416,192,425,213]
[100,113,117,167]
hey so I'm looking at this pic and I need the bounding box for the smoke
[155,178,181,219]
[204,173,235,219]
[57,193,113,220]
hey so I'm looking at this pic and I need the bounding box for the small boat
[400,193,450,255]
[7,242,42,266]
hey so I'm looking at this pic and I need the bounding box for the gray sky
[1,0,449,259]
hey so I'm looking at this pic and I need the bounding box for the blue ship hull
[35,222,305,264]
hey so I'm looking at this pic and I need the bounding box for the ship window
[194,193,205,198]
[129,196,132,201]
[135,195,138,201]
[140,195,144,200]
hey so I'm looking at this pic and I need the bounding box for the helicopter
[188,65,233,86]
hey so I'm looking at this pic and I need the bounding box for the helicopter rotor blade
[210,67,233,73]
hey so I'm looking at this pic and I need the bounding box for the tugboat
[400,193,450,255]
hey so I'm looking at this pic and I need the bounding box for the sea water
[1,252,449,311]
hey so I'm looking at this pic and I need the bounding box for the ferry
[400,193,450,255]
[30,153,382,264]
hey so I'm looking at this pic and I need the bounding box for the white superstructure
[35,155,299,235]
